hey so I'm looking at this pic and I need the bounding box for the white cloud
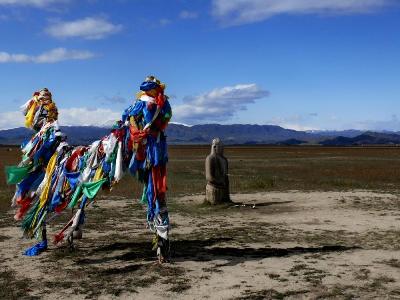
[0,0,69,7]
[159,18,171,26]
[0,111,23,130]
[58,108,120,127]
[98,95,127,105]
[179,10,198,19]
[174,84,269,124]
[0,48,95,63]
[266,114,400,131]
[35,48,95,63]
[212,0,392,26]
[46,17,122,40]
[281,123,318,131]
[0,52,30,63]
[266,115,320,131]
[349,115,400,131]
[0,107,121,130]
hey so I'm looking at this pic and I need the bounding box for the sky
[0,0,399,131]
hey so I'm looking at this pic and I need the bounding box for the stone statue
[205,138,231,204]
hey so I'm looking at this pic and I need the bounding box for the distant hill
[276,139,307,146]
[307,129,364,138]
[167,124,321,144]
[0,127,34,145]
[1,125,399,146]
[0,124,324,145]
[0,126,110,146]
[320,131,400,146]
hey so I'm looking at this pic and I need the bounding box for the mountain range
[0,124,399,146]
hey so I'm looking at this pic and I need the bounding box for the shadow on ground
[76,237,359,267]
[228,201,294,208]
[190,200,295,212]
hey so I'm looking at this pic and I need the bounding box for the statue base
[205,183,230,205]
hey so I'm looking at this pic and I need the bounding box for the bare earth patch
[1,190,400,299]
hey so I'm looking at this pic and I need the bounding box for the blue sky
[0,0,399,131]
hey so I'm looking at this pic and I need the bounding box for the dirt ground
[1,190,400,299]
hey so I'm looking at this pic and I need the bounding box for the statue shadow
[76,237,359,268]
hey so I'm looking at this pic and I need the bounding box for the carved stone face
[212,138,224,155]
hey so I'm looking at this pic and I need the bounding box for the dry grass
[98,145,400,199]
[2,145,400,214]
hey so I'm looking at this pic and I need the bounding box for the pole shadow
[228,201,294,208]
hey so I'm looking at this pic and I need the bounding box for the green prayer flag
[68,179,106,208]
[82,179,107,199]
[68,185,83,208]
[140,184,147,204]
[22,201,39,232]
[5,165,31,185]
